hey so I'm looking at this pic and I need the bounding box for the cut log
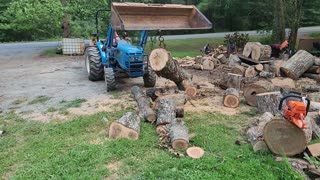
[146,87,167,101]
[202,59,214,70]
[270,60,285,77]
[231,65,246,76]
[263,119,307,156]
[245,66,257,77]
[186,146,205,159]
[271,78,296,89]
[306,66,320,74]
[192,64,203,70]
[255,64,264,72]
[223,88,240,108]
[176,106,184,118]
[246,112,274,151]
[307,143,320,157]
[153,93,188,110]
[149,48,196,97]
[307,92,320,102]
[228,54,241,66]
[131,86,156,122]
[217,54,228,64]
[307,112,320,139]
[170,118,189,150]
[259,71,275,79]
[243,80,275,106]
[304,114,313,143]
[240,62,250,68]
[263,64,270,72]
[303,85,320,92]
[243,42,256,57]
[156,99,176,127]
[227,73,243,90]
[178,80,198,97]
[256,91,281,115]
[310,101,320,112]
[302,73,320,82]
[109,112,141,140]
[251,44,272,61]
[315,57,320,66]
[280,50,314,80]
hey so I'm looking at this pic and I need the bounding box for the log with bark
[146,87,168,101]
[280,50,315,80]
[302,85,320,93]
[156,99,176,134]
[263,64,270,72]
[149,48,197,97]
[307,92,320,102]
[231,65,246,76]
[256,91,281,115]
[228,54,241,66]
[170,118,189,150]
[153,93,188,110]
[263,119,307,156]
[306,66,320,74]
[109,112,141,140]
[251,43,272,61]
[217,54,228,64]
[246,112,274,152]
[243,80,275,107]
[223,88,240,108]
[310,101,320,112]
[302,73,320,82]
[227,73,243,90]
[259,71,275,79]
[255,64,264,72]
[315,57,320,66]
[131,86,156,122]
[245,66,258,77]
[270,60,285,77]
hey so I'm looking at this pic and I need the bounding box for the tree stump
[156,99,176,127]
[263,119,307,156]
[243,80,275,107]
[231,65,246,76]
[280,50,314,80]
[223,88,240,108]
[302,73,320,82]
[306,66,320,74]
[149,48,197,97]
[131,86,156,122]
[245,66,258,77]
[227,73,243,90]
[256,91,281,115]
[217,54,228,64]
[170,118,189,150]
[109,112,141,140]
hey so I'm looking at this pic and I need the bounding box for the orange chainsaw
[278,91,310,129]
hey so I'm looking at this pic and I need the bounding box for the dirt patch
[105,161,125,180]
[2,163,23,180]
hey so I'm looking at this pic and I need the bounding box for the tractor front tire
[85,47,104,81]
[104,67,117,91]
[143,66,157,87]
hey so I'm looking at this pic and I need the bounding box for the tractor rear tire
[85,46,104,81]
[104,67,117,91]
[143,66,157,87]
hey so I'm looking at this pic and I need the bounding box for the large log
[149,48,197,97]
[170,118,189,150]
[131,86,156,122]
[223,88,240,108]
[306,66,320,74]
[243,42,257,57]
[109,112,141,140]
[246,112,274,152]
[227,73,243,90]
[302,85,320,92]
[263,119,307,156]
[256,91,281,115]
[255,64,264,72]
[156,99,176,127]
[302,73,320,82]
[251,43,272,61]
[280,50,314,80]
[243,80,275,107]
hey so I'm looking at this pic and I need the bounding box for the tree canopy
[0,0,319,42]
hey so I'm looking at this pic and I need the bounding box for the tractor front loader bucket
[111,2,212,30]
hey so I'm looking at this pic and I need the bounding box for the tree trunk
[109,112,141,140]
[256,91,281,115]
[302,73,320,82]
[149,48,196,97]
[243,80,275,107]
[246,112,274,152]
[280,51,314,80]
[227,73,243,90]
[231,65,246,76]
[131,86,156,122]
[245,66,258,77]
[273,0,286,42]
[156,99,176,127]
[223,88,240,108]
[259,71,275,79]
[306,66,320,74]
[287,0,304,53]
[170,118,189,150]
[263,119,307,156]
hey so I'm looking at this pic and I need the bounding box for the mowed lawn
[0,109,302,179]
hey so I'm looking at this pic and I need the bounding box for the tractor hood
[111,2,212,30]
[116,40,142,54]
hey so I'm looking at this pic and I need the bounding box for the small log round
[245,66,258,78]
[263,64,270,72]
[217,54,228,64]
[228,54,241,66]
[280,50,314,80]
[270,60,285,77]
[153,93,188,110]
[227,73,243,90]
[202,59,215,70]
[186,146,205,159]
[255,64,264,72]
[231,65,246,76]
[243,42,256,57]
[256,91,281,115]
[178,80,198,97]
[223,88,240,108]
[156,99,176,127]
[109,112,141,140]
[170,118,189,150]
[259,71,275,79]
[131,86,156,122]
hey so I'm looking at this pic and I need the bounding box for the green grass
[60,98,87,108]
[0,110,303,179]
[28,96,51,105]
[39,48,60,58]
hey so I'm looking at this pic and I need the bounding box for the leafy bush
[224,32,249,49]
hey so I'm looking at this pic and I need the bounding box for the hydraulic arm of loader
[110,2,212,30]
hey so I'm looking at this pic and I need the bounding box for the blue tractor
[85,2,212,91]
